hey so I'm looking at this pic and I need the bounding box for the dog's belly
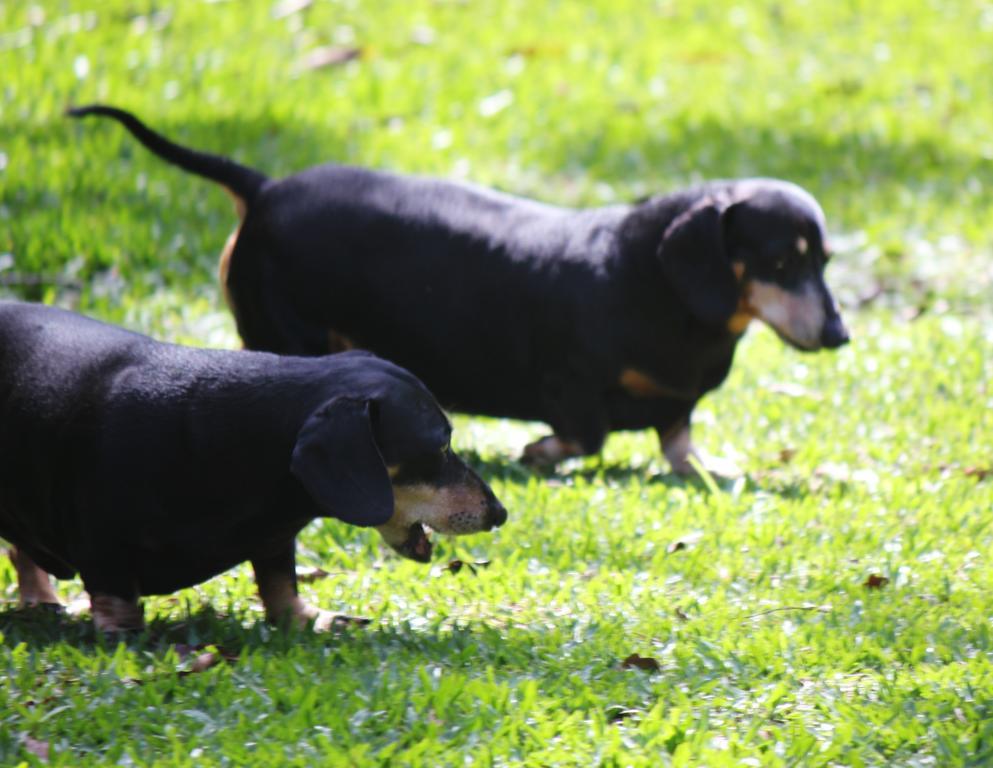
[132,511,309,596]
[604,393,694,433]
[418,374,548,423]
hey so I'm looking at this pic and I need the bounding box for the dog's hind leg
[521,379,607,467]
[10,546,62,608]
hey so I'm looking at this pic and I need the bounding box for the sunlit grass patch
[2,1,992,765]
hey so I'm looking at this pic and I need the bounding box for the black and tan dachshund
[0,302,505,632]
[69,105,849,474]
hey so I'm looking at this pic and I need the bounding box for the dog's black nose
[487,499,508,529]
[820,315,850,349]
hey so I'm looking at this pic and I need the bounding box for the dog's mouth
[769,323,821,352]
[395,522,433,563]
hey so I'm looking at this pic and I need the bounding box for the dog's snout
[820,314,850,349]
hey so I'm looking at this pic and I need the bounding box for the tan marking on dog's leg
[253,565,313,625]
[521,435,585,467]
[619,369,692,399]
[661,424,698,476]
[218,226,241,319]
[90,593,143,633]
[660,425,741,478]
[252,562,355,631]
[9,547,61,607]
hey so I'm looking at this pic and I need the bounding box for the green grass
[1,1,992,765]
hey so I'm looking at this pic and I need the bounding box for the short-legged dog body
[70,106,849,472]
[0,302,505,631]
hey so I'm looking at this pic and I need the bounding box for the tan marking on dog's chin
[327,329,356,353]
[90,593,143,632]
[521,435,584,467]
[218,226,241,320]
[619,369,690,399]
[388,481,495,536]
[726,266,755,334]
[727,290,755,334]
[747,280,825,349]
[9,547,61,607]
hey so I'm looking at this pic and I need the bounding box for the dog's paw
[311,610,372,633]
[90,594,144,633]
[670,451,742,480]
[520,435,584,468]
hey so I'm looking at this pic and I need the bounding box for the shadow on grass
[0,601,539,672]
[461,448,753,496]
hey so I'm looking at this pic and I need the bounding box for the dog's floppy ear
[291,397,393,527]
[658,199,739,327]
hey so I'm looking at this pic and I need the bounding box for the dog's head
[290,360,506,562]
[658,179,848,351]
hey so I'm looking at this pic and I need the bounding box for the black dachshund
[69,105,849,473]
[0,302,505,631]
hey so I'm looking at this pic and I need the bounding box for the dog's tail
[66,104,268,213]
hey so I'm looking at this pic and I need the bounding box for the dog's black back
[236,168,726,416]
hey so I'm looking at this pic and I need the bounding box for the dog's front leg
[252,543,324,629]
[657,418,741,478]
[252,544,367,632]
[9,546,62,609]
[79,569,144,633]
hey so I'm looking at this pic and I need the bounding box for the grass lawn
[2,0,992,764]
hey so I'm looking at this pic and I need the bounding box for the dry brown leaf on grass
[621,653,661,672]
[667,530,703,554]
[606,705,641,723]
[964,466,992,481]
[446,559,491,575]
[505,43,566,59]
[863,574,890,589]
[21,734,49,761]
[301,46,362,71]
[295,566,330,583]
[766,382,823,400]
[174,644,238,676]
